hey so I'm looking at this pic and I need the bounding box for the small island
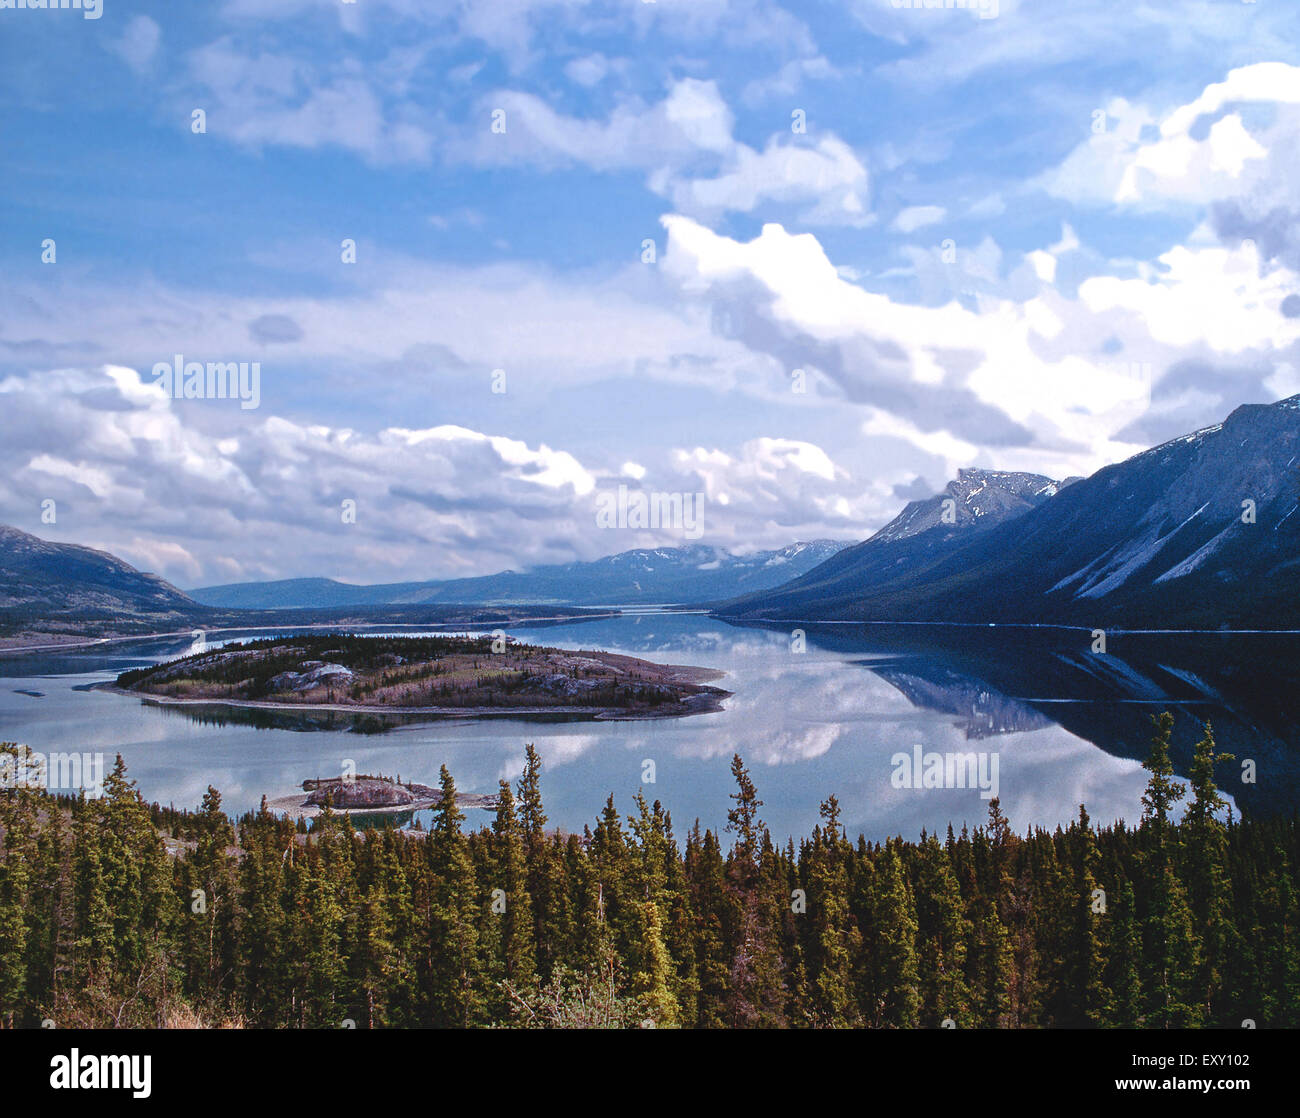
[264,773,498,820]
[109,632,729,725]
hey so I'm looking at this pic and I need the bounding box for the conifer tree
[684,823,732,1027]
[805,796,861,1026]
[1058,805,1107,1027]
[427,765,481,1027]
[1182,722,1236,1023]
[1139,714,1201,1028]
[722,758,786,1026]
[1104,877,1143,1027]
[491,781,536,993]
[632,899,680,1027]
[353,881,396,1028]
[0,746,36,1026]
[725,754,763,886]
[517,743,547,849]
[913,833,970,1027]
[71,796,113,976]
[864,843,920,1028]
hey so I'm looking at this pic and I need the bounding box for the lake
[1,610,1296,843]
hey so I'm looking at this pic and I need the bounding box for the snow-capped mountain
[870,469,1071,544]
[718,396,1300,629]
[716,469,1068,619]
[191,540,852,609]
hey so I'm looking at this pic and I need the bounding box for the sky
[2,0,1300,588]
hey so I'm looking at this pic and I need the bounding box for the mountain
[870,469,1074,544]
[717,396,1300,629]
[716,469,1068,618]
[191,540,852,609]
[0,524,199,620]
[186,576,401,611]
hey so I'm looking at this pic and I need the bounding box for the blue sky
[2,0,1300,586]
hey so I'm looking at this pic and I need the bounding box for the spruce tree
[805,796,862,1026]
[913,833,970,1027]
[491,781,536,993]
[1058,805,1107,1027]
[427,765,482,1027]
[1139,713,1202,1028]
[864,843,920,1028]
[1182,722,1236,1024]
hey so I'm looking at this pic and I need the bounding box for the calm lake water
[2,611,1297,843]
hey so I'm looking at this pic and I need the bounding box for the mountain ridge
[0,524,199,619]
[190,539,853,609]
[716,395,1300,629]
[715,468,1069,619]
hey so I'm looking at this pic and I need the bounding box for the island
[263,774,498,821]
[107,632,730,726]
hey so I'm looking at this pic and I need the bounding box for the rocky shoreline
[265,775,498,821]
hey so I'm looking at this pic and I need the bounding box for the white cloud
[661,135,870,226]
[0,366,883,583]
[668,437,881,537]
[740,55,838,105]
[464,79,870,224]
[1043,64,1300,221]
[110,15,161,74]
[185,39,434,164]
[564,53,611,87]
[0,366,597,584]
[660,212,1300,479]
[891,205,946,234]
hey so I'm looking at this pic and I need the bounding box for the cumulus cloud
[1044,64,1300,271]
[0,366,882,584]
[667,436,882,537]
[659,135,871,227]
[0,366,597,584]
[659,212,1300,477]
[8,208,1298,584]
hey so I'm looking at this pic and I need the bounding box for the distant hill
[190,540,852,609]
[0,524,199,622]
[0,525,627,648]
[717,396,1300,629]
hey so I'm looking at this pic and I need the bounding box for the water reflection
[0,615,1294,842]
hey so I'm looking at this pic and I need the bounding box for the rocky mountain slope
[717,397,1300,630]
[0,524,199,620]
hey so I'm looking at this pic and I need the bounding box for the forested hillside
[0,722,1295,1029]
